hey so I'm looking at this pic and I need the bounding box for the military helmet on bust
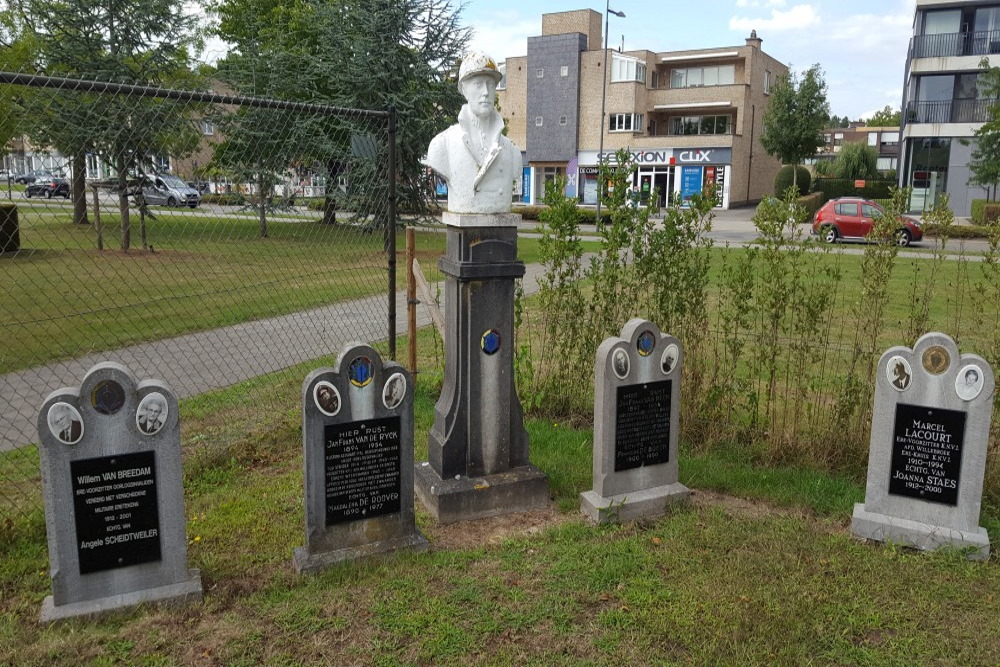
[458,51,503,85]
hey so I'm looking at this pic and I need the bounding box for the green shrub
[512,205,543,220]
[774,166,811,197]
[812,178,894,201]
[971,199,987,224]
[797,192,823,218]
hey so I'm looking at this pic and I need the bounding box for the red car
[811,197,922,247]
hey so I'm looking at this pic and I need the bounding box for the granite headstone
[851,332,994,559]
[37,362,202,622]
[294,343,427,573]
[581,319,691,523]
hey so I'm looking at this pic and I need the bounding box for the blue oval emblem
[637,331,655,357]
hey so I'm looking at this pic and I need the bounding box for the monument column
[414,51,548,523]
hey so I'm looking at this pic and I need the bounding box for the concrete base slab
[414,462,549,524]
[580,483,691,524]
[851,503,990,561]
[293,531,429,574]
[40,569,202,623]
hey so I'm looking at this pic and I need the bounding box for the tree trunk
[116,154,130,251]
[321,158,338,225]
[791,162,798,191]
[72,152,89,225]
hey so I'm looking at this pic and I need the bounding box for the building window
[611,54,647,83]
[609,113,644,132]
[559,115,568,126]
[764,70,771,94]
[649,119,657,135]
[535,116,543,126]
[651,70,660,89]
[668,115,731,136]
[560,65,568,77]
[201,120,214,136]
[497,63,507,90]
[834,133,844,147]
[670,64,735,88]
[536,68,544,78]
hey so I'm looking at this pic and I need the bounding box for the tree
[831,142,880,180]
[967,58,1000,201]
[213,0,470,224]
[865,105,902,127]
[760,64,830,189]
[18,0,204,243]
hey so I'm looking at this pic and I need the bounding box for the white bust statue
[424,51,523,215]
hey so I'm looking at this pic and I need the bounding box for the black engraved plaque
[615,380,672,472]
[324,416,402,526]
[889,403,966,506]
[71,450,162,574]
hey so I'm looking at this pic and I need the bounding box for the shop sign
[675,148,732,165]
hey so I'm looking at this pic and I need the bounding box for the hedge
[200,193,246,206]
[812,178,895,202]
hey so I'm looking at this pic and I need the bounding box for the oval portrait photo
[136,392,169,436]
[314,381,342,417]
[955,364,984,402]
[48,402,84,445]
[383,373,407,410]
[612,348,630,380]
[886,355,912,391]
[661,343,679,375]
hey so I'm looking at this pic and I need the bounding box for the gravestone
[851,332,994,559]
[294,343,427,573]
[37,362,202,622]
[581,319,690,523]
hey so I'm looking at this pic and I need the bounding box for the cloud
[736,0,787,7]
[729,4,820,31]
[469,15,537,60]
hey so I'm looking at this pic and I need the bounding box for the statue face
[461,74,497,118]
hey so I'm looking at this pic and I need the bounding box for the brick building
[496,9,788,209]
[814,126,902,173]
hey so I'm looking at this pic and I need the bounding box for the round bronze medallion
[921,345,950,375]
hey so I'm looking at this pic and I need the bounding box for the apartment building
[496,9,788,209]
[901,0,1000,214]
[816,126,902,173]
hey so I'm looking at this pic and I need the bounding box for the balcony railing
[912,29,1000,59]
[906,99,994,124]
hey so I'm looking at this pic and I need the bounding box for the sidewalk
[0,262,550,452]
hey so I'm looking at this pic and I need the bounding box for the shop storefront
[577,147,733,209]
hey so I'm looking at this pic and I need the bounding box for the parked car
[15,170,55,185]
[141,173,201,208]
[25,177,70,199]
[811,197,922,247]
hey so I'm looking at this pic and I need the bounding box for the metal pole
[406,227,417,374]
[596,0,610,225]
[387,107,398,360]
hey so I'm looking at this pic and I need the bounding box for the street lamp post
[595,2,625,225]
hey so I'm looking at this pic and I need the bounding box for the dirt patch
[421,503,572,551]
[690,489,847,533]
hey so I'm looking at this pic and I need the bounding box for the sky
[460,0,917,121]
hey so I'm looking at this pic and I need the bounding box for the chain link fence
[0,72,398,528]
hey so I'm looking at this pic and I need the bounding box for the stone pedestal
[415,215,549,523]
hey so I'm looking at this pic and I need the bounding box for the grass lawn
[1,328,999,664]
[0,206,591,374]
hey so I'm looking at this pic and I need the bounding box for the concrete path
[0,261,550,452]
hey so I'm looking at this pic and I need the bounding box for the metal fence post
[387,106,397,360]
